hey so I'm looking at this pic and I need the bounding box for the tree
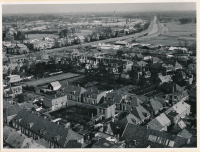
[4,35,14,43]
[116,50,123,58]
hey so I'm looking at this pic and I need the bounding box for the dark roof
[5,131,26,148]
[3,104,23,116]
[92,138,122,148]
[150,63,162,69]
[157,82,184,93]
[131,105,151,121]
[62,84,87,96]
[65,140,82,148]
[121,123,188,148]
[12,110,83,147]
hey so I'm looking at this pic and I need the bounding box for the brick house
[11,110,84,148]
[62,84,87,103]
[82,88,107,105]
[97,102,115,120]
[43,93,67,110]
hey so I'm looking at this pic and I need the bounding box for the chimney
[146,125,149,129]
[133,140,137,145]
[57,121,59,125]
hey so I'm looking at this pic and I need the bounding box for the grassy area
[27,34,59,40]
[138,23,196,46]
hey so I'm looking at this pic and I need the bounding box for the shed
[48,81,61,91]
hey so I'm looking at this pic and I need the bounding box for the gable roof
[121,123,188,148]
[158,75,172,83]
[157,82,184,93]
[63,85,87,96]
[165,61,182,69]
[131,105,151,121]
[148,113,171,131]
[136,61,148,66]
[148,98,163,111]
[49,81,61,88]
[150,63,162,69]
[177,129,192,139]
[165,101,190,117]
[12,110,83,147]
[152,57,163,63]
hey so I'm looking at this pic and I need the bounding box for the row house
[11,110,84,148]
[82,88,107,105]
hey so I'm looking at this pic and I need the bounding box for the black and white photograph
[1,1,198,149]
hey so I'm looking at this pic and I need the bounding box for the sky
[2,2,196,14]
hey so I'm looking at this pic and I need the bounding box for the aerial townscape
[2,3,197,149]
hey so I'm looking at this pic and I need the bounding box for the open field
[138,23,196,46]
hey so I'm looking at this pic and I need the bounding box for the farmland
[137,23,196,46]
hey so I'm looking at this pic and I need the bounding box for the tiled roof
[148,113,171,131]
[3,126,14,138]
[65,140,82,148]
[150,63,162,69]
[136,61,148,66]
[165,101,190,117]
[148,98,163,111]
[92,138,122,148]
[62,84,87,97]
[5,131,26,148]
[158,75,172,83]
[157,82,184,93]
[3,104,23,116]
[165,61,182,69]
[177,129,192,139]
[152,57,163,63]
[131,105,151,121]
[118,111,141,127]
[12,110,83,148]
[121,123,188,148]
